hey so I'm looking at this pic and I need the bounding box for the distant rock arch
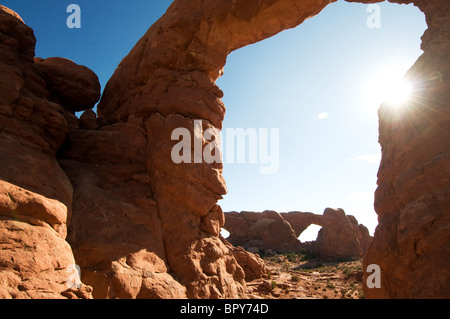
[224,208,373,260]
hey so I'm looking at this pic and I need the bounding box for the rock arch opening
[298,224,322,242]
[220,227,231,239]
[87,0,448,299]
[217,1,426,240]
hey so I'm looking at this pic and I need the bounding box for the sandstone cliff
[0,6,96,298]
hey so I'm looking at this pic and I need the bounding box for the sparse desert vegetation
[246,251,365,299]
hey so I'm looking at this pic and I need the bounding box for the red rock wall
[0,6,96,298]
[363,0,450,299]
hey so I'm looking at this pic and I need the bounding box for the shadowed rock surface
[0,6,93,299]
[225,210,303,253]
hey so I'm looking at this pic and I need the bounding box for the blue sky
[1,0,174,92]
[2,1,427,240]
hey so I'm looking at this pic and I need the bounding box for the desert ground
[247,252,364,299]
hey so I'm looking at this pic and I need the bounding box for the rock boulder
[33,57,101,112]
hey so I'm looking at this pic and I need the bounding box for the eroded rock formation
[33,57,101,113]
[313,208,366,260]
[1,0,449,299]
[0,6,95,298]
[224,209,372,260]
[225,211,303,253]
[284,210,373,256]
[92,0,450,298]
[364,0,450,298]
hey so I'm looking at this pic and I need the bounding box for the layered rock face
[0,6,97,298]
[225,209,372,260]
[1,0,449,299]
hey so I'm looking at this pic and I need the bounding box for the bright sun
[366,66,412,109]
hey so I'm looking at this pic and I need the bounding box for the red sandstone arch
[92,0,449,298]
[0,0,427,299]
[224,209,372,260]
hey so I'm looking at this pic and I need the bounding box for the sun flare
[365,66,412,109]
[381,78,412,105]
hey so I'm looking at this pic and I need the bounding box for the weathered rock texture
[1,0,449,299]
[0,6,94,298]
[33,57,101,113]
[225,209,372,260]
[225,211,303,253]
[363,0,450,299]
[222,238,267,282]
[313,208,367,260]
[284,210,373,256]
